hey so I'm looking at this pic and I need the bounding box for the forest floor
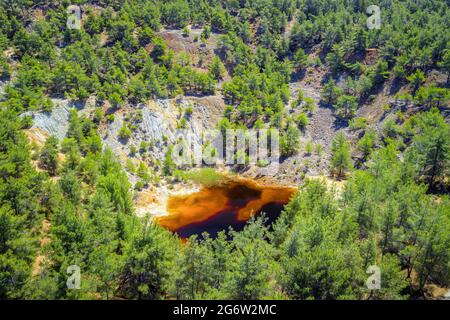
[31,219,51,277]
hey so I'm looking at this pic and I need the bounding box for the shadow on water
[175,201,287,239]
[156,178,296,239]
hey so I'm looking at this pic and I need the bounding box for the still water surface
[156,178,297,238]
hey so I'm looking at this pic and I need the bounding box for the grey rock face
[23,97,222,177]
[140,108,176,143]
[21,99,74,139]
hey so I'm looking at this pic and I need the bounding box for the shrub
[130,145,138,155]
[296,113,309,129]
[106,114,115,122]
[334,95,357,119]
[303,97,315,113]
[349,117,367,130]
[119,125,132,141]
[184,106,193,118]
[20,115,33,129]
[182,26,190,37]
[305,140,313,155]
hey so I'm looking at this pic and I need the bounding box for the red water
[156,178,296,238]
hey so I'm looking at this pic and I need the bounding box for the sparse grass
[174,168,226,187]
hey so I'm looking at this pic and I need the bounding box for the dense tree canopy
[0,0,448,301]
